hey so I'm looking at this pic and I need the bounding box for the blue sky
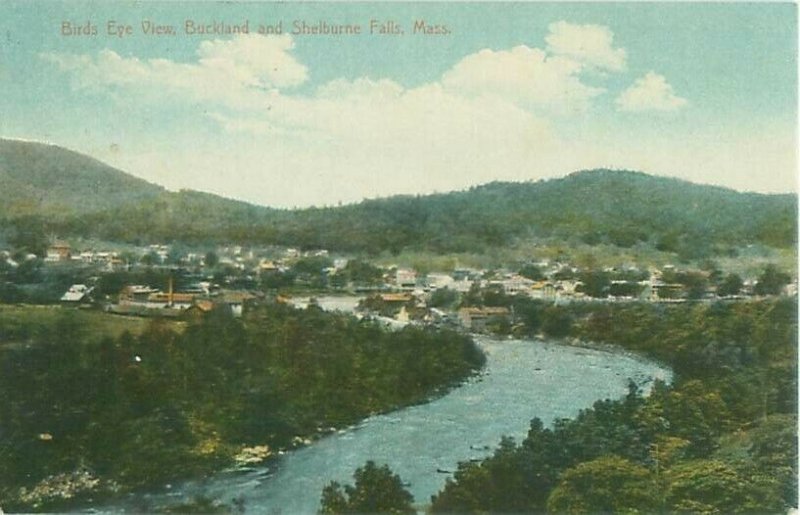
[0,1,796,207]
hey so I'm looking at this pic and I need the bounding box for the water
[113,335,670,513]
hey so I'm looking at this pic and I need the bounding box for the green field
[0,304,184,346]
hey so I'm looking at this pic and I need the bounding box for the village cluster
[0,240,795,333]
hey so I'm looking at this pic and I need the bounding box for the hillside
[0,139,164,217]
[240,170,796,257]
[0,140,795,257]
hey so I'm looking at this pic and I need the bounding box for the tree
[518,264,544,281]
[542,307,572,338]
[546,455,659,513]
[460,282,483,307]
[430,435,557,513]
[319,461,414,514]
[343,260,383,286]
[429,287,458,309]
[204,251,219,268]
[680,272,709,300]
[718,273,743,297]
[140,251,161,266]
[754,265,791,296]
[579,270,611,298]
[512,298,542,335]
[665,459,784,513]
[8,216,48,257]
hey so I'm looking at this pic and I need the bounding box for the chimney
[168,275,174,307]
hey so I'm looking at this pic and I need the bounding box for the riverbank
[95,337,670,514]
[428,299,797,513]
[0,304,485,513]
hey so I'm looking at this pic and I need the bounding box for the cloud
[441,45,604,113]
[545,21,627,72]
[41,33,567,206]
[39,30,714,207]
[40,34,305,110]
[316,77,404,101]
[195,34,307,89]
[616,71,688,112]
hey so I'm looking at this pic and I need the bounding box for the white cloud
[41,34,566,206]
[616,71,688,112]
[40,31,745,208]
[316,77,404,101]
[196,34,307,89]
[40,34,305,111]
[545,21,627,72]
[441,45,604,113]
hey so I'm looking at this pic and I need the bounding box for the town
[1,239,793,335]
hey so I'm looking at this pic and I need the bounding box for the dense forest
[0,304,485,511]
[424,298,797,513]
[1,140,795,258]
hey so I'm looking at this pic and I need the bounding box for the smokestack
[168,275,174,307]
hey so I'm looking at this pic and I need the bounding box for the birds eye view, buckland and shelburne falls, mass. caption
[0,2,797,514]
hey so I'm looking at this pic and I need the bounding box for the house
[146,292,197,309]
[490,275,535,296]
[395,269,417,290]
[258,260,280,273]
[60,284,94,303]
[218,291,258,317]
[45,243,71,262]
[182,299,215,320]
[379,292,414,304]
[557,280,585,300]
[458,306,510,332]
[451,279,476,293]
[530,281,557,301]
[120,285,160,302]
[426,273,455,290]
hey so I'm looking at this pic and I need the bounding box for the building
[60,284,93,303]
[426,273,455,290]
[120,285,160,302]
[45,243,71,262]
[145,292,197,309]
[458,306,510,332]
[490,275,535,296]
[395,269,417,290]
[217,291,258,317]
[530,281,557,301]
[380,292,414,304]
[182,300,215,320]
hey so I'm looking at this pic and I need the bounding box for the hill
[232,170,796,258]
[0,140,795,258]
[0,139,164,217]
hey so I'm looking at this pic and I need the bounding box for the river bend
[112,333,670,513]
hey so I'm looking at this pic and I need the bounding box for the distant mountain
[0,139,795,257]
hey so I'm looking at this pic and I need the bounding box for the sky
[0,1,797,208]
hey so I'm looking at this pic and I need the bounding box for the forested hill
[0,139,164,217]
[266,170,796,256]
[0,139,795,256]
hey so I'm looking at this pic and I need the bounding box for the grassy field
[0,304,185,346]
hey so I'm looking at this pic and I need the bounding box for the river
[104,310,670,513]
